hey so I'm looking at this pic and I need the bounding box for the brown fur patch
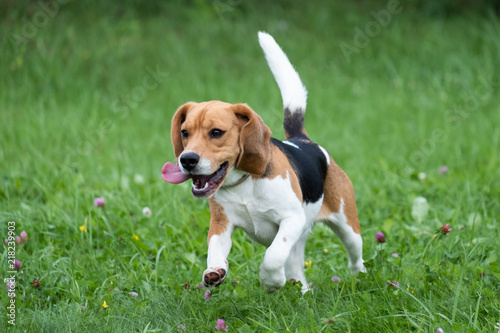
[233,104,272,175]
[317,157,361,234]
[252,144,303,202]
[207,198,230,245]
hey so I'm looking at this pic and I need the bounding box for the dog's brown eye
[181,130,189,139]
[209,129,225,139]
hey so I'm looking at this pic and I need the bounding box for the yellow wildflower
[80,216,88,232]
[133,235,139,240]
[102,301,109,308]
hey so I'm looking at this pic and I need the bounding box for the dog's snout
[180,153,200,171]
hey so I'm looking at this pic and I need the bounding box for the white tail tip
[258,31,307,113]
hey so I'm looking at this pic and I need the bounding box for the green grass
[1,1,499,332]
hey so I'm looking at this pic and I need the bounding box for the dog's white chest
[215,175,317,246]
[228,199,283,246]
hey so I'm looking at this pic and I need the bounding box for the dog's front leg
[259,215,306,293]
[203,199,233,287]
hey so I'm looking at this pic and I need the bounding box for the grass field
[1,1,499,332]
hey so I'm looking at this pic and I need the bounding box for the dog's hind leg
[322,208,365,275]
[317,159,366,275]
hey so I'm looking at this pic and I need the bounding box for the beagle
[162,32,365,293]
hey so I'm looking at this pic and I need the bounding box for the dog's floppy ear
[171,102,196,158]
[233,104,272,175]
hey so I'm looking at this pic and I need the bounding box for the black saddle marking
[271,137,328,203]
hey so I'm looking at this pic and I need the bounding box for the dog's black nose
[180,153,200,171]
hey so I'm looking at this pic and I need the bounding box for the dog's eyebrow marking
[283,237,287,242]
[283,140,301,149]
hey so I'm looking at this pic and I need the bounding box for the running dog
[162,32,365,293]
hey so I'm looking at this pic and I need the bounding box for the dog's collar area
[221,173,250,189]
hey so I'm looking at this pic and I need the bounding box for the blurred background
[1,1,499,331]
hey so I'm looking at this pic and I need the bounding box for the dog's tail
[258,32,308,140]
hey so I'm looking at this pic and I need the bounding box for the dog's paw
[259,267,286,293]
[203,268,227,287]
[349,260,366,276]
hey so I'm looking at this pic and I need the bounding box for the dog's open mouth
[191,161,229,197]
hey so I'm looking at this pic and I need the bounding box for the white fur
[214,172,318,292]
[207,232,232,271]
[284,233,309,291]
[283,140,301,149]
[318,145,331,165]
[321,199,365,275]
[216,171,308,246]
[258,32,308,113]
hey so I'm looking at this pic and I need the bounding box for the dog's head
[164,101,271,198]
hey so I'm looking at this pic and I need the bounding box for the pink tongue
[161,162,191,184]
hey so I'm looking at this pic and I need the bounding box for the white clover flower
[411,197,429,223]
[142,207,152,217]
[134,174,145,184]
